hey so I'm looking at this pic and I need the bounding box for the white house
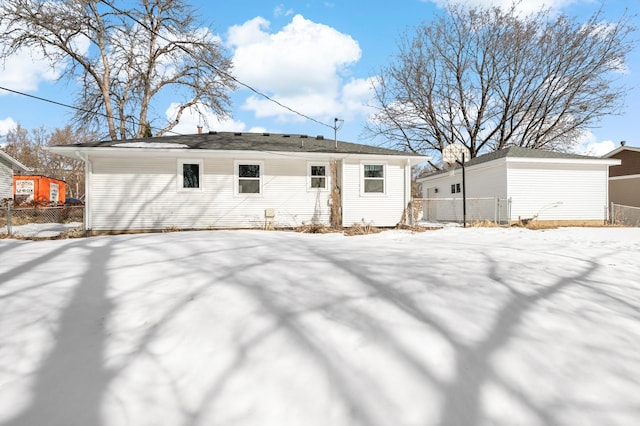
[0,149,30,201]
[417,146,620,225]
[47,132,428,232]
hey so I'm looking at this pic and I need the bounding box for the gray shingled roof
[57,131,423,157]
[420,146,604,179]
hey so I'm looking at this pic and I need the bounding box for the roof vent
[234,132,242,136]
[282,134,290,138]
[316,135,324,140]
[263,132,270,136]
[209,131,217,135]
[300,134,308,138]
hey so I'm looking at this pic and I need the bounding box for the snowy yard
[0,226,639,425]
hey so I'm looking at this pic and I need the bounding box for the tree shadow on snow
[4,239,115,426]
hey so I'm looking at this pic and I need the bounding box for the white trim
[418,156,619,183]
[177,159,204,192]
[307,161,329,191]
[505,157,620,166]
[234,160,264,196]
[603,145,640,158]
[85,157,92,231]
[0,150,30,172]
[360,161,387,196]
[47,146,429,165]
[610,174,640,181]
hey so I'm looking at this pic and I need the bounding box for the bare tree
[46,126,91,198]
[367,3,635,162]
[4,125,91,198]
[0,0,235,140]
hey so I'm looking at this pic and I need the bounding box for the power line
[97,0,334,131]
[0,85,95,117]
[0,85,184,137]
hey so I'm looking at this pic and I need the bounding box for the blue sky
[1,0,639,155]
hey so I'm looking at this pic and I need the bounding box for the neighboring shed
[603,144,640,208]
[417,146,620,225]
[13,175,66,205]
[47,132,428,232]
[0,150,30,201]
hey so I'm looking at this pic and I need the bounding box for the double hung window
[178,159,203,191]
[308,163,328,190]
[362,163,385,194]
[236,161,263,194]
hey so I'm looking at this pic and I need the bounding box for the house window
[177,159,203,191]
[308,162,328,190]
[362,163,385,194]
[451,183,461,193]
[236,161,263,194]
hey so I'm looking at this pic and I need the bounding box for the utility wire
[98,0,334,131]
[0,85,184,137]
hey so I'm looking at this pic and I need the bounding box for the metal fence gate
[1,202,84,236]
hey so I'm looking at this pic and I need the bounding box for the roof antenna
[333,117,344,149]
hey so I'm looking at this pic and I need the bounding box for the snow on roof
[111,142,189,148]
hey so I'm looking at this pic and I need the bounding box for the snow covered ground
[0,222,82,239]
[0,226,639,426]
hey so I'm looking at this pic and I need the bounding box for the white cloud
[424,0,588,14]
[0,117,17,136]
[340,77,377,119]
[226,17,271,47]
[573,130,617,156]
[0,12,89,95]
[164,102,264,135]
[273,4,294,17]
[227,14,365,123]
[0,48,61,93]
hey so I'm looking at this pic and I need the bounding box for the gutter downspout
[74,151,91,234]
[405,158,412,226]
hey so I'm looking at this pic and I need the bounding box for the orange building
[13,175,66,205]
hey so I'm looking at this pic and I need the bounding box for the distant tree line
[2,125,90,199]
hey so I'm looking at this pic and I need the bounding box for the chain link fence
[610,203,640,227]
[411,197,512,225]
[1,201,84,236]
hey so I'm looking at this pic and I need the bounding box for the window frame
[360,161,387,196]
[177,159,203,192]
[307,161,329,191]
[234,160,264,196]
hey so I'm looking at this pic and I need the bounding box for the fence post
[610,202,614,225]
[7,201,12,236]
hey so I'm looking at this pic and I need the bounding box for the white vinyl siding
[342,158,407,227]
[419,158,611,222]
[507,162,609,221]
[88,156,333,230]
[420,163,507,200]
[0,159,12,200]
